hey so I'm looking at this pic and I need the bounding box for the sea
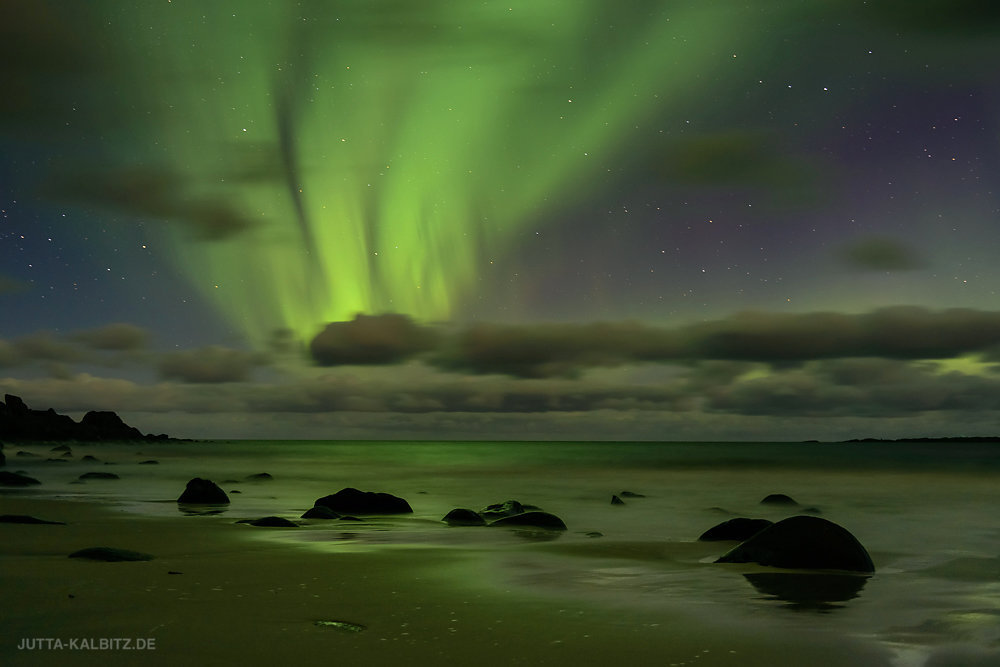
[5,439,1000,666]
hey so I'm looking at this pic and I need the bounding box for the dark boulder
[620,491,646,498]
[50,444,72,452]
[177,478,230,504]
[760,493,799,506]
[699,518,773,542]
[479,500,526,520]
[0,514,65,525]
[0,471,41,486]
[246,472,273,481]
[78,471,120,480]
[16,451,39,457]
[79,411,143,440]
[611,495,625,505]
[138,460,158,465]
[243,516,298,527]
[301,506,341,519]
[490,511,567,531]
[442,508,486,526]
[69,547,154,562]
[82,455,100,463]
[313,487,412,515]
[715,515,875,573]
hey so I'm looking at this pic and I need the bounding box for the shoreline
[0,493,896,666]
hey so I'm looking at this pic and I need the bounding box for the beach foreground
[4,440,1000,665]
[1,495,891,667]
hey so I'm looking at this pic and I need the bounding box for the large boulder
[79,471,120,480]
[699,518,773,542]
[715,515,875,573]
[313,488,412,515]
[177,478,230,504]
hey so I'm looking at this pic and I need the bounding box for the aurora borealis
[3,1,1000,440]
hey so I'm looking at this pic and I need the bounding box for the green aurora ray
[100,1,748,345]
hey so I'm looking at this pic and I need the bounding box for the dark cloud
[838,237,927,271]
[72,323,149,351]
[48,165,256,242]
[157,346,266,383]
[310,314,439,366]
[309,308,1000,378]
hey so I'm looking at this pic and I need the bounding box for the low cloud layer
[309,307,1000,377]
[6,307,1000,440]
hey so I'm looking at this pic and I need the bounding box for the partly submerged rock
[490,511,567,531]
[177,478,230,504]
[301,505,341,519]
[69,547,154,562]
[442,508,486,526]
[0,514,65,525]
[699,518,774,542]
[246,472,273,481]
[620,491,646,498]
[760,493,799,506]
[313,488,412,515]
[479,500,528,520]
[0,470,41,486]
[78,471,120,480]
[715,515,874,573]
[242,516,298,527]
[611,495,625,505]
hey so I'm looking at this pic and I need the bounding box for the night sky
[3,1,1000,440]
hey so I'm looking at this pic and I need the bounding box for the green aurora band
[103,1,747,345]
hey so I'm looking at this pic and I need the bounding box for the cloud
[157,345,267,383]
[838,236,927,271]
[310,313,439,366]
[47,165,257,241]
[72,323,149,351]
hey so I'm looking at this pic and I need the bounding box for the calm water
[6,439,1000,665]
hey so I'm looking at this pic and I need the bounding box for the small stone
[69,547,154,562]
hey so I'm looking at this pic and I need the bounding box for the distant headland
[0,394,170,442]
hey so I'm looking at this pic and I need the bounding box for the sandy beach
[0,493,892,667]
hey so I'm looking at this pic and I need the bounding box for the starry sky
[3,0,1000,441]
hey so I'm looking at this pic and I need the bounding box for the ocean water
[6,439,1000,665]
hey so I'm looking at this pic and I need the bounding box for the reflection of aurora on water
[81,1,749,344]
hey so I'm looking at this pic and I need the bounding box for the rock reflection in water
[744,572,869,611]
[177,503,229,516]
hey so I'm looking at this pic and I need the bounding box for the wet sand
[0,493,899,666]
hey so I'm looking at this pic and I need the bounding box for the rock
[611,495,625,505]
[16,451,39,457]
[0,449,4,467]
[479,500,526,520]
[0,514,65,525]
[246,472,273,480]
[50,444,72,452]
[698,518,774,542]
[138,460,158,465]
[442,508,486,526]
[760,493,799,506]
[78,471,120,480]
[243,516,298,527]
[0,470,41,486]
[68,547,154,562]
[490,511,567,531]
[301,506,341,519]
[78,411,144,440]
[313,487,412,515]
[177,478,230,504]
[81,455,100,462]
[620,491,646,498]
[715,515,875,573]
